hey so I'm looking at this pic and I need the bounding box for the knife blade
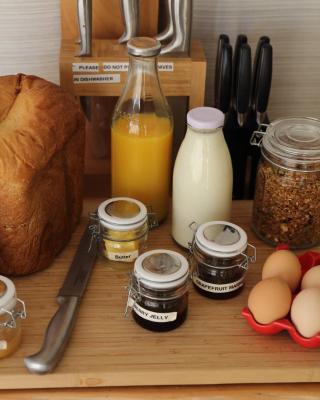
[24,221,99,374]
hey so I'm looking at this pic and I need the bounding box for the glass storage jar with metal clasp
[126,249,189,332]
[97,197,157,263]
[190,221,256,299]
[251,117,320,249]
[0,276,26,358]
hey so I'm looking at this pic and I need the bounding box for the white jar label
[193,275,244,293]
[129,298,177,323]
[72,62,99,72]
[73,74,120,84]
[103,62,129,72]
[0,340,7,350]
[108,250,139,262]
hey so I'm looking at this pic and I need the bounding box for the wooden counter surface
[2,199,320,398]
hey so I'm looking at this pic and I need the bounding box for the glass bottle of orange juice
[111,37,173,223]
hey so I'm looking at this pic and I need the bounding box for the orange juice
[111,113,173,222]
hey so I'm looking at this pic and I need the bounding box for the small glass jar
[252,117,320,248]
[0,276,26,358]
[190,221,256,299]
[126,249,189,332]
[97,197,149,262]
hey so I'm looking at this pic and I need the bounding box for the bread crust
[0,74,85,276]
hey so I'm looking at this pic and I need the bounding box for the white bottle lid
[134,249,189,290]
[0,276,17,315]
[187,107,225,130]
[98,197,148,231]
[194,221,248,258]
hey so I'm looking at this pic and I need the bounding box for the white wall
[0,0,60,83]
[192,0,320,120]
[0,0,319,120]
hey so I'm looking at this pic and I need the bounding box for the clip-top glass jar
[190,221,256,299]
[0,276,26,358]
[97,197,149,262]
[111,37,173,222]
[126,249,189,332]
[252,117,320,249]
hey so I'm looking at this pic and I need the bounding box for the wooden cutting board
[2,198,320,390]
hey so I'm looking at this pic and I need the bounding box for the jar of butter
[190,221,256,299]
[126,249,189,332]
[97,197,149,263]
[0,276,26,358]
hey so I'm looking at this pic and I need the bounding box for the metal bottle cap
[0,276,17,315]
[134,249,189,289]
[127,37,161,57]
[195,221,248,258]
[98,197,148,231]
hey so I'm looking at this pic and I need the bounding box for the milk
[172,107,233,248]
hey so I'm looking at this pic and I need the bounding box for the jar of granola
[252,117,320,249]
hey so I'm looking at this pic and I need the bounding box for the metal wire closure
[146,206,159,230]
[250,123,269,147]
[0,298,27,329]
[124,273,141,317]
[88,212,101,252]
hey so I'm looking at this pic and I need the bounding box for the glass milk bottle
[111,37,173,223]
[172,107,233,248]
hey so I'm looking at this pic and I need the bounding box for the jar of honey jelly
[97,197,150,263]
[0,276,26,358]
[190,221,256,299]
[126,249,189,331]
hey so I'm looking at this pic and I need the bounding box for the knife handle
[24,296,80,374]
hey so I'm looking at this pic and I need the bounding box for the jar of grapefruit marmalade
[190,221,256,299]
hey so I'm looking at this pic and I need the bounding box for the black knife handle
[215,34,230,110]
[215,43,232,113]
[252,36,270,97]
[236,43,252,114]
[255,43,273,113]
[232,34,247,100]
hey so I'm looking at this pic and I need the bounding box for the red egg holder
[242,246,320,348]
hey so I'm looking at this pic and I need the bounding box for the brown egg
[291,288,320,338]
[262,250,301,292]
[248,277,292,324]
[301,265,320,290]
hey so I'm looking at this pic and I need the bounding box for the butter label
[130,299,177,323]
[193,275,244,293]
[107,250,139,262]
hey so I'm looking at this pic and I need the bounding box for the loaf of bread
[0,74,85,276]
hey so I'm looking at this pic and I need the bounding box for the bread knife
[24,222,99,374]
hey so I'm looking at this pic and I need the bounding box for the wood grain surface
[1,199,320,391]
[3,383,320,400]
[60,39,206,99]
